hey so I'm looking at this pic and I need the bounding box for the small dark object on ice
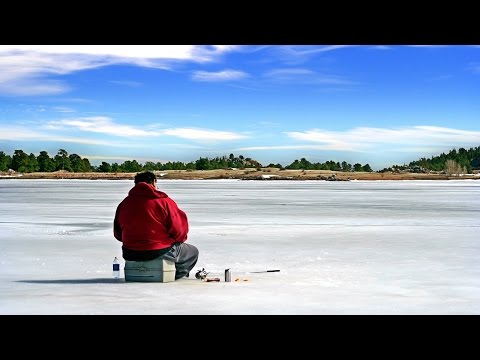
[195,268,209,280]
[205,277,220,282]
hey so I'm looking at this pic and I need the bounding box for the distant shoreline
[1,169,479,181]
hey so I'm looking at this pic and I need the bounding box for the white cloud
[271,46,354,65]
[0,76,69,96]
[18,116,248,142]
[0,45,236,61]
[237,126,480,153]
[227,83,263,91]
[160,128,248,140]
[468,62,480,74]
[52,106,76,113]
[0,45,240,96]
[428,75,453,81]
[369,45,391,50]
[264,68,351,85]
[281,45,353,56]
[0,127,47,140]
[46,117,155,137]
[238,144,357,151]
[0,51,113,96]
[82,155,172,163]
[285,126,480,151]
[192,69,249,82]
[0,126,129,146]
[266,68,314,76]
[406,45,449,48]
[109,80,143,87]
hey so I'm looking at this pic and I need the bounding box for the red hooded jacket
[113,182,189,251]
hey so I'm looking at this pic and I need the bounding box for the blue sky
[1,45,479,170]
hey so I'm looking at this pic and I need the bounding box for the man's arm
[165,198,189,242]
[113,206,122,242]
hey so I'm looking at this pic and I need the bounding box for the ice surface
[0,179,479,314]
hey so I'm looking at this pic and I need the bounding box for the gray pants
[163,242,199,280]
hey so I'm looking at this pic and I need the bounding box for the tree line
[0,149,373,173]
[380,146,480,174]
[267,158,373,172]
[0,149,265,173]
[1,146,478,173]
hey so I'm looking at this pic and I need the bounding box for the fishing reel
[195,268,209,280]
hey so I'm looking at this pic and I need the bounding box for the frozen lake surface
[0,179,479,314]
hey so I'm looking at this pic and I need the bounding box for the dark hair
[134,171,157,185]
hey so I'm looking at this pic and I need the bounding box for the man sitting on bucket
[114,171,198,279]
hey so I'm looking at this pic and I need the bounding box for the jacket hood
[128,182,168,199]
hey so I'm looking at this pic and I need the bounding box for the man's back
[114,182,188,251]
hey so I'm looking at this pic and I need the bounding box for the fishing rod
[248,270,280,273]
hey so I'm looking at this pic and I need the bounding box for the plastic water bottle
[112,257,120,278]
